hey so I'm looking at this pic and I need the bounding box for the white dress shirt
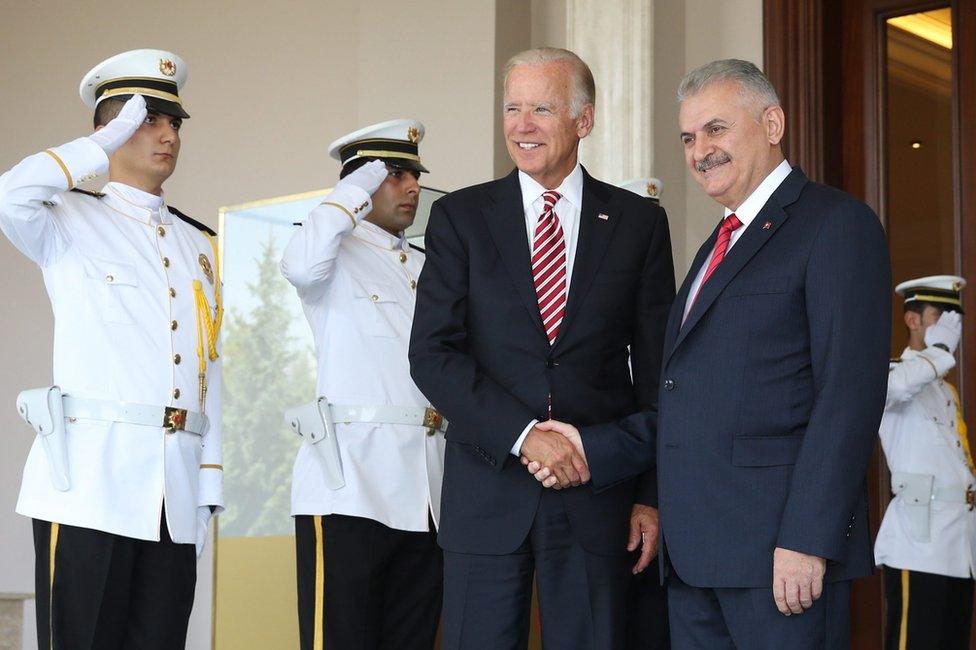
[281,188,445,532]
[0,137,223,544]
[510,163,584,455]
[683,159,792,319]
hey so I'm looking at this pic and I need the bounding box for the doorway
[765,1,976,647]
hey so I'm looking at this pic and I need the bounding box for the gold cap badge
[407,126,420,144]
[159,59,177,76]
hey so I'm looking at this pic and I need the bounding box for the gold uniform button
[410,280,417,290]
[371,294,379,302]
[171,320,178,331]
[105,274,114,283]
[162,257,170,267]
[173,388,181,399]
[399,252,407,263]
[174,354,181,364]
[157,226,166,237]
[169,287,176,298]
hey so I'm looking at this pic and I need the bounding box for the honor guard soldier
[0,49,223,649]
[281,120,445,650]
[875,275,974,649]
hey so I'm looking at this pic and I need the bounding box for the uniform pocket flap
[352,278,398,303]
[731,434,803,467]
[84,257,140,287]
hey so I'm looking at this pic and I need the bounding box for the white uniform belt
[932,484,976,508]
[62,396,208,435]
[328,403,447,432]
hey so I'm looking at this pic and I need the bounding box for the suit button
[664,379,676,391]
[545,359,554,369]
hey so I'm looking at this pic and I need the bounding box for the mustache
[696,153,730,173]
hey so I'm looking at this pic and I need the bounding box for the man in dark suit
[533,59,891,648]
[409,47,675,649]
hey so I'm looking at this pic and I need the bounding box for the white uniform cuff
[322,184,373,228]
[197,466,224,512]
[48,137,110,188]
[511,419,538,456]
[920,346,956,378]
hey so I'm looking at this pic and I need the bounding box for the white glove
[925,310,962,354]
[88,94,147,155]
[336,159,388,196]
[195,506,213,558]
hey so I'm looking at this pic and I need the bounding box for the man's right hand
[336,159,389,196]
[925,310,962,354]
[519,425,589,488]
[89,94,147,155]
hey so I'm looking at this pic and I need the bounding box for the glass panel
[213,186,445,649]
[885,7,955,359]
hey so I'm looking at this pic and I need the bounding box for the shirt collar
[353,218,407,251]
[722,159,792,228]
[518,163,584,213]
[101,182,172,225]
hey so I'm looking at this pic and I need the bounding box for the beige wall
[0,1,763,648]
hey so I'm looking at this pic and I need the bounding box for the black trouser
[883,565,974,650]
[32,512,196,650]
[295,513,443,650]
[441,488,632,650]
[667,569,850,649]
[626,561,670,649]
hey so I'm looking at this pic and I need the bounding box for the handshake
[518,420,589,489]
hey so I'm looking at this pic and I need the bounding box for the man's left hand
[628,504,659,573]
[772,547,826,615]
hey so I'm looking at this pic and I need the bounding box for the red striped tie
[532,190,567,345]
[685,213,743,318]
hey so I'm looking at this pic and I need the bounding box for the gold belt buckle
[967,486,975,511]
[164,406,188,432]
[423,407,443,437]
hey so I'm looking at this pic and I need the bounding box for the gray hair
[677,59,780,115]
[503,47,596,118]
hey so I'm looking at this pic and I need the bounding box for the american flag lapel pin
[598,213,609,221]
[762,220,773,230]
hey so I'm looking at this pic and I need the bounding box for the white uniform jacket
[875,346,976,577]
[0,137,223,543]
[281,186,445,532]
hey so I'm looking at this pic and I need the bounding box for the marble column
[566,0,654,184]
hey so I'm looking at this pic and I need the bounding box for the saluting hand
[336,159,389,196]
[89,94,147,155]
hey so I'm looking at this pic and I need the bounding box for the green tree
[220,229,315,537]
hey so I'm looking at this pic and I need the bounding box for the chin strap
[192,234,223,412]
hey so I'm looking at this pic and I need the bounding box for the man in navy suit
[531,59,891,647]
[409,47,675,649]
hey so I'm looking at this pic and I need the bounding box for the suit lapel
[482,170,548,341]
[554,169,620,348]
[667,167,808,359]
[663,223,720,355]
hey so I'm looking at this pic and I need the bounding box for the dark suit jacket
[591,167,891,587]
[409,167,675,556]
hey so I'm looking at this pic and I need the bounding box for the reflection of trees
[221,230,315,537]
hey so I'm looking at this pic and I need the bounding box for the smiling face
[503,61,593,189]
[105,110,182,195]
[678,80,785,210]
[366,165,421,236]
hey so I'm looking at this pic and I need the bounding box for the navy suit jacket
[590,168,891,587]
[409,168,675,556]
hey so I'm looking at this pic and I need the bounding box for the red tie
[532,190,567,345]
[686,213,743,317]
